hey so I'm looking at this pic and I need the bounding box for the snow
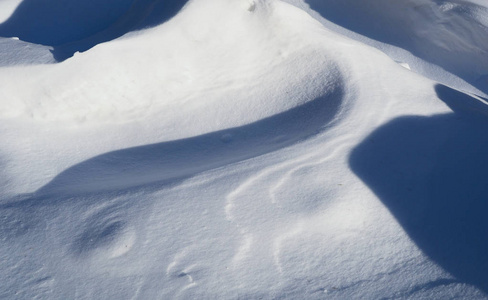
[285,0,488,96]
[1,0,488,298]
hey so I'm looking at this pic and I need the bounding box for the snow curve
[32,76,344,197]
[2,0,488,298]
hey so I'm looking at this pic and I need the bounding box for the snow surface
[1,0,488,299]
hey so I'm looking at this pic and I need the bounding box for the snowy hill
[0,0,487,298]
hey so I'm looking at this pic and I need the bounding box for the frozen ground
[0,0,487,299]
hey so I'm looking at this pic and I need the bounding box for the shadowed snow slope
[290,0,488,94]
[0,0,189,60]
[350,85,488,294]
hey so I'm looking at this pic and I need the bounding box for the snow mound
[0,0,345,129]
[32,80,343,197]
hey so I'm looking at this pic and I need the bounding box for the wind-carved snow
[1,0,488,299]
[224,134,353,271]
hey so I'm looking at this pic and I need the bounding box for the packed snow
[1,0,487,299]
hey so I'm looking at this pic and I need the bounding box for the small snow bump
[247,0,256,12]
[395,61,411,70]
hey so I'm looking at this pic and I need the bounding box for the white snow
[1,0,488,299]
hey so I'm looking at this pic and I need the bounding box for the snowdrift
[1,0,488,299]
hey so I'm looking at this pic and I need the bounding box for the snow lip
[34,82,344,198]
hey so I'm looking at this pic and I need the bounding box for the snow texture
[0,0,488,299]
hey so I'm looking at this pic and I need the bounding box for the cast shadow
[350,84,488,294]
[1,82,344,208]
[0,0,188,61]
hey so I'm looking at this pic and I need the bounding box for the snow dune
[29,81,343,197]
[1,0,488,299]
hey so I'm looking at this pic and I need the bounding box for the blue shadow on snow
[0,80,344,206]
[304,0,488,94]
[350,84,488,294]
[0,0,188,61]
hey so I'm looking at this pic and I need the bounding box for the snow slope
[285,0,488,95]
[1,0,488,299]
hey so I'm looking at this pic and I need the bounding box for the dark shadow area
[0,0,188,61]
[350,84,488,294]
[304,0,415,54]
[72,219,125,256]
[0,82,344,208]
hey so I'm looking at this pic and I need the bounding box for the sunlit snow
[1,0,488,299]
